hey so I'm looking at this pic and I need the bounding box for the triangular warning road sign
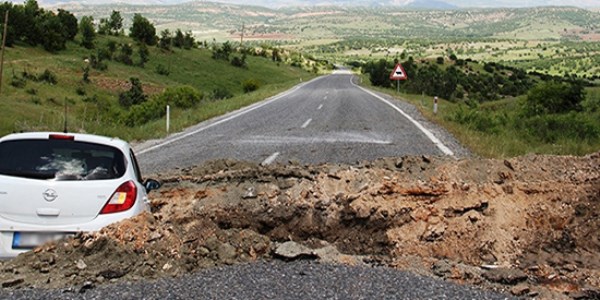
[390,63,408,81]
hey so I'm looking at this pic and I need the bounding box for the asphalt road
[98,73,502,300]
[136,72,468,174]
[0,261,515,299]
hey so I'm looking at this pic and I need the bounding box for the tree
[138,43,149,67]
[37,11,66,52]
[173,29,184,48]
[21,0,41,46]
[130,14,156,45]
[108,10,123,35]
[116,43,133,65]
[97,18,110,35]
[212,41,232,60]
[119,77,146,107]
[525,81,585,116]
[57,9,77,41]
[183,30,195,49]
[364,59,391,87]
[79,16,95,49]
[158,29,172,50]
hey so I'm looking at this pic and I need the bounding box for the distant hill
[62,3,600,43]
[36,0,600,9]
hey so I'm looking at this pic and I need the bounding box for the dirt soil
[1,153,599,299]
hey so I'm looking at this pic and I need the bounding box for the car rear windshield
[0,139,126,180]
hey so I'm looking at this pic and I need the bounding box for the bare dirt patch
[93,76,164,95]
[0,153,599,299]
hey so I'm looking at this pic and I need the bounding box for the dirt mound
[1,153,599,299]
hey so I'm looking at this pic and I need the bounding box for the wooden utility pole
[0,11,8,95]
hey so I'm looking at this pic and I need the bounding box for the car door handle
[36,208,61,217]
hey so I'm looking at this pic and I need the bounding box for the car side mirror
[144,179,161,192]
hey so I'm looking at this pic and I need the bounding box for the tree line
[0,0,196,53]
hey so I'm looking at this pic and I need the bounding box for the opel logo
[43,189,58,202]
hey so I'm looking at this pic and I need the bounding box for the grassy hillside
[0,35,315,141]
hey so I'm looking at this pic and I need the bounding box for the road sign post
[389,63,408,93]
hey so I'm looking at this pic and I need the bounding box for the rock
[2,277,24,288]
[313,245,341,262]
[79,281,95,293]
[432,260,453,278]
[274,241,315,260]
[395,158,403,168]
[98,268,128,279]
[422,223,446,242]
[242,187,257,199]
[570,288,600,300]
[503,160,515,171]
[510,284,530,296]
[76,259,87,270]
[483,268,528,285]
[562,264,577,272]
[147,232,162,243]
[217,243,237,262]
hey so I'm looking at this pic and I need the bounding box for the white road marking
[234,133,392,145]
[137,77,324,155]
[301,118,312,128]
[324,96,328,100]
[318,104,324,110]
[350,78,455,156]
[261,152,280,166]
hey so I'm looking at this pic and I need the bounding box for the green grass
[0,36,315,141]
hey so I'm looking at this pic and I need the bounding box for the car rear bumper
[0,208,146,259]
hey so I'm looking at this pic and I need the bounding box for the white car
[0,132,160,258]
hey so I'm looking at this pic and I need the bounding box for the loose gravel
[0,260,515,300]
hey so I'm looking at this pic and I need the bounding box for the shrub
[448,105,503,134]
[518,112,599,143]
[231,55,247,68]
[37,69,57,85]
[242,79,260,93]
[76,86,86,96]
[155,64,170,76]
[212,87,233,100]
[125,86,204,126]
[125,99,165,127]
[157,86,203,109]
[11,76,26,88]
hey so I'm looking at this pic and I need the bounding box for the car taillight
[100,181,137,214]
[49,134,75,141]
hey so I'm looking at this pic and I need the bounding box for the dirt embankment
[0,153,599,299]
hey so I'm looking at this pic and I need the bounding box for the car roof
[0,132,130,149]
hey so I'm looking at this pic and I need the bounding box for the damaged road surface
[0,153,599,299]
